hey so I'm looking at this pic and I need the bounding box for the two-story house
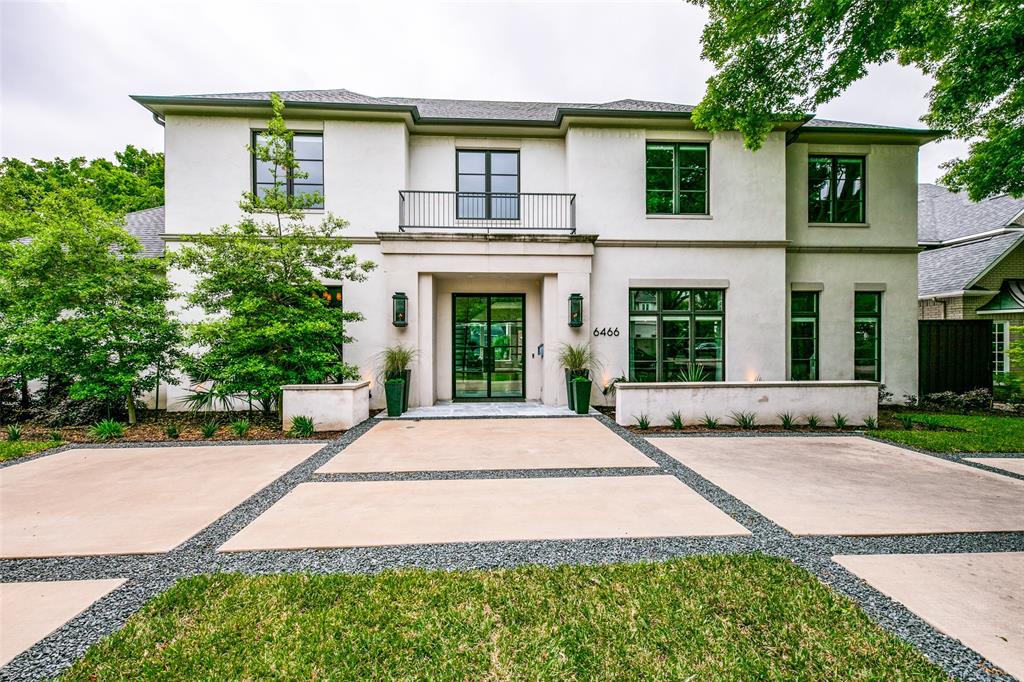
[132,88,940,411]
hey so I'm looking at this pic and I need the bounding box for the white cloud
[1,0,962,181]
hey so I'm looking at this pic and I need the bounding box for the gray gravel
[1,413,1020,681]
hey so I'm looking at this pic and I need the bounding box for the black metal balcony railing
[398,191,576,233]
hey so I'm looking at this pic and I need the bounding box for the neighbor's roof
[130,88,941,139]
[918,183,1024,243]
[124,205,164,257]
[918,231,1024,297]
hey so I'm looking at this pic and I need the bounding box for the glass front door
[453,294,525,400]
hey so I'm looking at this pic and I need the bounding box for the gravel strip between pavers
[2,413,1020,682]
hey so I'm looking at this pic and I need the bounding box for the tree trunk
[19,374,30,408]
[126,393,137,425]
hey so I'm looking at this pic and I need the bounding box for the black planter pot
[572,378,593,415]
[564,369,589,411]
[385,379,405,417]
[387,369,412,412]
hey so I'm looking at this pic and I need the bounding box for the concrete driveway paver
[0,579,125,666]
[0,444,323,558]
[318,418,657,473]
[652,436,1024,535]
[965,458,1024,477]
[219,475,749,551]
[835,553,1024,679]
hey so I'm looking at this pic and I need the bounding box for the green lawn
[0,440,59,462]
[877,412,1024,453]
[61,555,945,681]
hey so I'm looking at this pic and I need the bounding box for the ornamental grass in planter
[558,343,600,411]
[380,345,416,412]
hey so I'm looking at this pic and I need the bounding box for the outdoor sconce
[392,292,408,327]
[568,293,583,328]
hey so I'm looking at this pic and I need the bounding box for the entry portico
[379,231,594,407]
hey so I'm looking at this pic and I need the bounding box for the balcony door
[453,294,525,400]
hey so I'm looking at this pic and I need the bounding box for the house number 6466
[593,327,620,337]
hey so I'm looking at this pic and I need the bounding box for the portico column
[417,273,434,407]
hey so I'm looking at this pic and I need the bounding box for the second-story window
[646,143,709,215]
[808,155,865,223]
[253,132,324,209]
[457,150,519,220]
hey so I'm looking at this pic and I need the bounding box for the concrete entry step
[381,400,597,419]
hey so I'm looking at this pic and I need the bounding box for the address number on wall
[593,327,620,337]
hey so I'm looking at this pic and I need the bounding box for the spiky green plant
[863,416,877,430]
[699,414,720,429]
[6,424,22,442]
[48,430,63,442]
[731,411,757,429]
[680,365,708,382]
[832,413,848,429]
[290,415,316,437]
[90,419,124,441]
[668,411,685,430]
[898,415,915,431]
[200,419,220,439]
[778,412,796,430]
[231,418,251,438]
[380,345,416,379]
[165,423,181,439]
[557,343,600,373]
[805,414,821,429]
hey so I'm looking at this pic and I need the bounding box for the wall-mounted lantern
[392,292,408,327]
[568,293,583,328]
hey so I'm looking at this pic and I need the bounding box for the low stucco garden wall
[615,381,878,427]
[281,382,370,432]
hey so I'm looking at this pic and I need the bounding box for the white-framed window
[993,321,1010,375]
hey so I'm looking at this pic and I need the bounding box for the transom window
[629,288,724,382]
[456,150,519,220]
[854,292,882,381]
[791,291,819,380]
[808,155,865,223]
[252,132,324,208]
[646,143,709,215]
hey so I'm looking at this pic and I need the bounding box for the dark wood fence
[918,320,993,395]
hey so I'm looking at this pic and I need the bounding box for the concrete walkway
[384,400,596,419]
[1,419,1022,681]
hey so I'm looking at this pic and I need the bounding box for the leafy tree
[0,144,164,216]
[173,93,375,413]
[0,190,182,423]
[689,0,1023,199]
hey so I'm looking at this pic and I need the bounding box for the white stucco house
[130,88,940,421]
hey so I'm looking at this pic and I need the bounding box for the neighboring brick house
[917,184,1024,381]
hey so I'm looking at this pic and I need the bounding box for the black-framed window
[253,132,324,209]
[808,155,865,223]
[456,150,519,219]
[790,291,819,380]
[854,292,881,381]
[646,143,709,215]
[629,288,724,382]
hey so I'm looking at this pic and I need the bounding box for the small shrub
[6,424,22,442]
[165,423,181,439]
[731,411,757,429]
[805,414,821,429]
[832,413,848,429]
[922,416,941,431]
[668,411,684,430]
[863,416,877,430]
[91,419,124,441]
[200,419,220,439]
[778,412,796,430]
[898,415,915,431]
[699,414,720,429]
[634,414,651,430]
[877,384,893,404]
[230,418,251,438]
[290,415,316,437]
[902,394,919,408]
[48,430,63,442]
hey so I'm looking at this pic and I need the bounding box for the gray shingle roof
[918,231,1023,297]
[124,205,164,257]
[169,88,695,122]
[918,183,1024,243]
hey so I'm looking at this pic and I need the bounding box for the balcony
[398,191,576,233]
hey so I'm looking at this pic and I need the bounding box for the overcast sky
[2,0,967,183]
